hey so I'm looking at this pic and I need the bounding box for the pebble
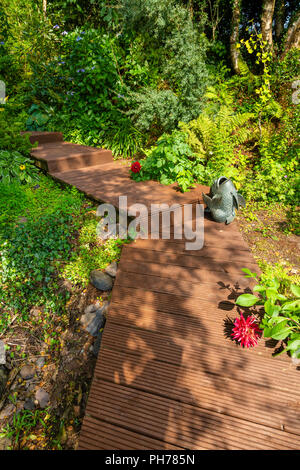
[35,388,50,408]
[92,331,103,356]
[0,403,15,420]
[81,307,106,337]
[20,365,35,380]
[90,270,113,291]
[105,261,118,278]
[84,302,101,315]
[24,398,35,411]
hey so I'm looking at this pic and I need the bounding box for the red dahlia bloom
[131,161,141,173]
[231,313,262,348]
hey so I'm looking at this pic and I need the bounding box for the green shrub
[179,104,254,185]
[236,269,300,360]
[121,0,209,133]
[132,131,204,192]
[0,150,39,184]
[0,111,32,154]
[38,28,144,158]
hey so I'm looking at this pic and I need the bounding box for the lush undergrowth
[0,174,122,334]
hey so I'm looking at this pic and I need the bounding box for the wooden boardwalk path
[29,132,300,450]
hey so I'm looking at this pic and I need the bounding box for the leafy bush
[120,0,209,133]
[180,104,254,184]
[0,111,32,154]
[236,269,300,360]
[0,150,39,184]
[132,131,204,192]
[39,28,144,158]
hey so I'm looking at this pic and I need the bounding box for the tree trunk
[230,0,241,74]
[261,0,276,50]
[275,0,285,41]
[43,0,47,17]
[282,11,300,56]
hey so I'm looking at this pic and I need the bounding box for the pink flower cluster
[231,313,262,348]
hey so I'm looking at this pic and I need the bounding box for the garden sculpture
[202,176,246,224]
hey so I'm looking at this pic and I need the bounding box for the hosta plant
[235,268,300,360]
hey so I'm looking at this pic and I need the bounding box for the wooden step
[31,141,113,172]
[21,131,63,145]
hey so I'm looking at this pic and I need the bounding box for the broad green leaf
[266,288,278,300]
[290,285,300,298]
[269,321,293,341]
[236,293,259,307]
[281,300,300,312]
[286,339,300,352]
[253,284,266,293]
[264,300,280,317]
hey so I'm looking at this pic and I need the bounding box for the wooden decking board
[106,304,288,361]
[101,324,296,388]
[79,417,183,450]
[29,133,299,450]
[129,240,257,262]
[93,351,300,436]
[117,259,255,287]
[114,271,255,301]
[121,245,260,274]
[97,343,299,398]
[85,381,300,449]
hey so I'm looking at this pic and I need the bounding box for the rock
[0,366,8,397]
[90,270,113,291]
[81,306,106,337]
[35,357,45,369]
[92,331,103,356]
[105,261,118,278]
[84,302,101,315]
[20,365,35,380]
[24,398,35,411]
[0,341,5,365]
[101,301,110,316]
[0,403,15,420]
[35,388,50,408]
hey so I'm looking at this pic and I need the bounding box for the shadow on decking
[93,228,297,450]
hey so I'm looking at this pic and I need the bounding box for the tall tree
[275,0,285,41]
[230,0,241,73]
[261,0,276,50]
[283,10,300,55]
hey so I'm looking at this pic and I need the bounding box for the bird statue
[202,176,246,224]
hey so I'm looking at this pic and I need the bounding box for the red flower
[231,313,262,348]
[131,161,141,174]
